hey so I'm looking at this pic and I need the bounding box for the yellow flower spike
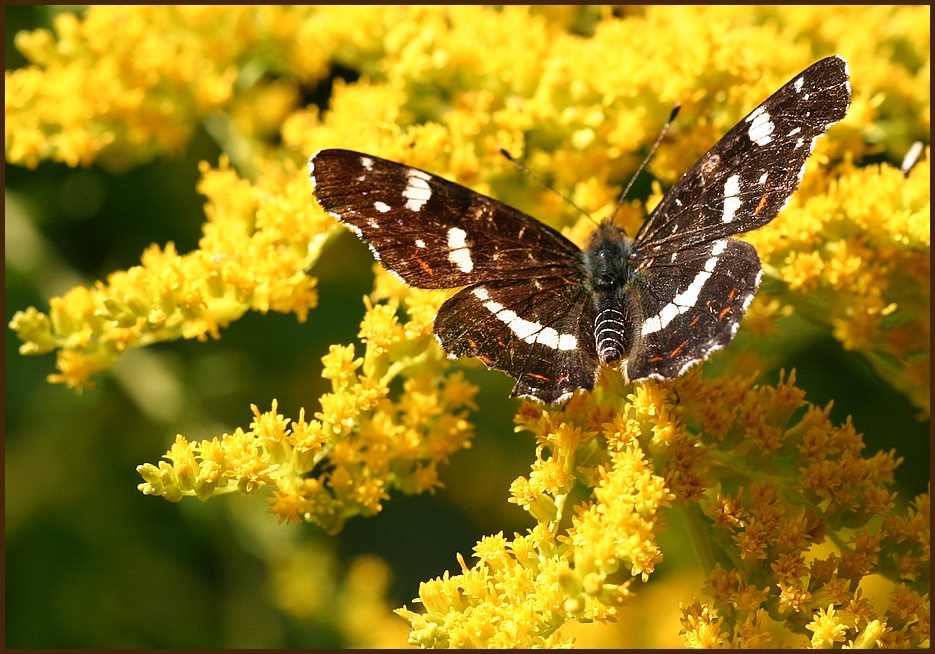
[271,483,309,523]
[353,376,390,413]
[777,579,813,614]
[320,343,362,388]
[474,531,509,570]
[316,390,361,436]
[852,619,888,648]
[288,409,327,456]
[11,157,329,388]
[224,428,277,494]
[358,296,403,380]
[438,371,479,413]
[508,533,541,570]
[403,288,450,340]
[165,435,199,492]
[194,438,228,501]
[732,609,773,648]
[250,400,291,453]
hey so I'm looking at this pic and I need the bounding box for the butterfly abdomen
[583,221,637,365]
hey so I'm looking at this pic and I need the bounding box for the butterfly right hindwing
[626,237,761,380]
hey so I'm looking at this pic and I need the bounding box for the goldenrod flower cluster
[138,280,477,534]
[745,158,930,417]
[10,156,330,393]
[6,5,929,648]
[398,370,929,647]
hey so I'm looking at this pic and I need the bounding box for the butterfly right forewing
[634,56,851,256]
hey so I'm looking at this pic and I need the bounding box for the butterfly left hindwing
[434,278,599,403]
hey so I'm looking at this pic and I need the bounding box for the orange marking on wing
[718,306,732,320]
[416,259,434,275]
[528,373,551,381]
[754,193,769,216]
[670,340,689,357]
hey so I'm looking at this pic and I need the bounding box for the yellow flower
[806,604,850,648]
[680,600,727,648]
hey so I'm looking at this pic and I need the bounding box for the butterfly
[309,56,851,403]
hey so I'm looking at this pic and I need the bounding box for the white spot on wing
[794,77,804,93]
[641,240,728,336]
[360,156,373,171]
[722,174,742,223]
[447,227,468,249]
[449,249,473,273]
[446,227,474,273]
[757,171,768,185]
[374,201,391,213]
[496,309,539,340]
[536,327,559,349]
[415,239,426,248]
[473,286,576,350]
[747,108,774,146]
[787,127,801,137]
[557,334,577,350]
[403,172,432,211]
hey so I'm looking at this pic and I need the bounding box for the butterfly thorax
[583,220,637,365]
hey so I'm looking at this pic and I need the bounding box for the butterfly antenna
[497,147,596,223]
[610,103,681,222]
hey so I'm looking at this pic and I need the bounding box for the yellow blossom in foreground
[397,369,928,647]
[806,604,851,648]
[138,291,477,534]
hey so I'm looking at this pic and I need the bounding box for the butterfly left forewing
[310,149,584,289]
